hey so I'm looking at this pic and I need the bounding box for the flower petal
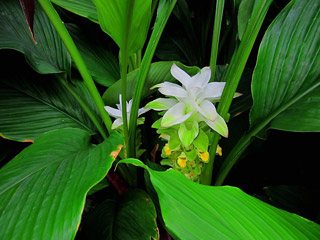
[196,100,218,121]
[158,82,188,98]
[145,98,178,111]
[201,82,226,101]
[138,107,150,116]
[161,102,192,127]
[191,66,211,89]
[178,120,199,147]
[127,99,133,112]
[104,106,122,118]
[203,114,228,138]
[170,63,192,87]
[111,118,123,129]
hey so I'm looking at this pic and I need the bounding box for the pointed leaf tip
[19,0,37,44]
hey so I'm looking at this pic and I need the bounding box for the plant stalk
[128,0,177,158]
[209,0,225,82]
[215,82,320,185]
[201,0,272,185]
[37,0,112,134]
[120,0,135,155]
[58,76,108,140]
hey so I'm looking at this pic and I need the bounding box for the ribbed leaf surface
[120,159,320,240]
[51,0,98,23]
[0,0,71,74]
[0,74,99,142]
[92,0,152,54]
[250,0,320,131]
[68,24,119,87]
[0,128,123,240]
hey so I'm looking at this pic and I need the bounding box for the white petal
[127,99,133,112]
[203,114,228,138]
[196,100,218,121]
[191,67,211,89]
[201,82,226,101]
[158,82,188,98]
[104,106,122,118]
[145,98,178,111]
[170,63,192,87]
[161,102,192,127]
[111,118,123,129]
[138,107,150,116]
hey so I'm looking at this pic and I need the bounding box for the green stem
[128,0,177,157]
[209,0,225,82]
[120,0,135,155]
[58,76,108,140]
[215,82,320,186]
[201,0,272,185]
[37,0,112,134]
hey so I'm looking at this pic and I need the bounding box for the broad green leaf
[0,73,99,142]
[250,0,320,132]
[0,0,71,74]
[0,128,123,240]
[270,87,320,132]
[81,189,158,240]
[214,0,320,186]
[51,0,99,23]
[92,0,152,54]
[103,61,200,106]
[237,0,255,40]
[67,24,119,87]
[119,159,320,240]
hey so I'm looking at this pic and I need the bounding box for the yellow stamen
[200,151,209,162]
[216,145,222,156]
[163,143,171,156]
[177,152,187,168]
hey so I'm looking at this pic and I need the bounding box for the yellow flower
[177,152,187,168]
[199,151,209,162]
[163,143,171,156]
[216,145,222,156]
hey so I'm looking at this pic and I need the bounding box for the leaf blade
[0,128,123,240]
[0,0,71,74]
[120,160,320,240]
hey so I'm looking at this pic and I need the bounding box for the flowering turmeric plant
[0,0,320,239]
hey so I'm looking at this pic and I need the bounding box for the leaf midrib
[1,81,95,134]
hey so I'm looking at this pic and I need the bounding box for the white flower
[146,64,239,145]
[104,94,149,129]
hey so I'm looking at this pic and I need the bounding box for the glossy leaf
[215,0,320,186]
[0,128,123,240]
[0,74,99,142]
[250,0,320,132]
[0,0,71,74]
[103,61,200,106]
[82,189,158,240]
[119,159,320,240]
[51,0,98,23]
[237,0,255,40]
[67,24,119,87]
[92,0,152,54]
